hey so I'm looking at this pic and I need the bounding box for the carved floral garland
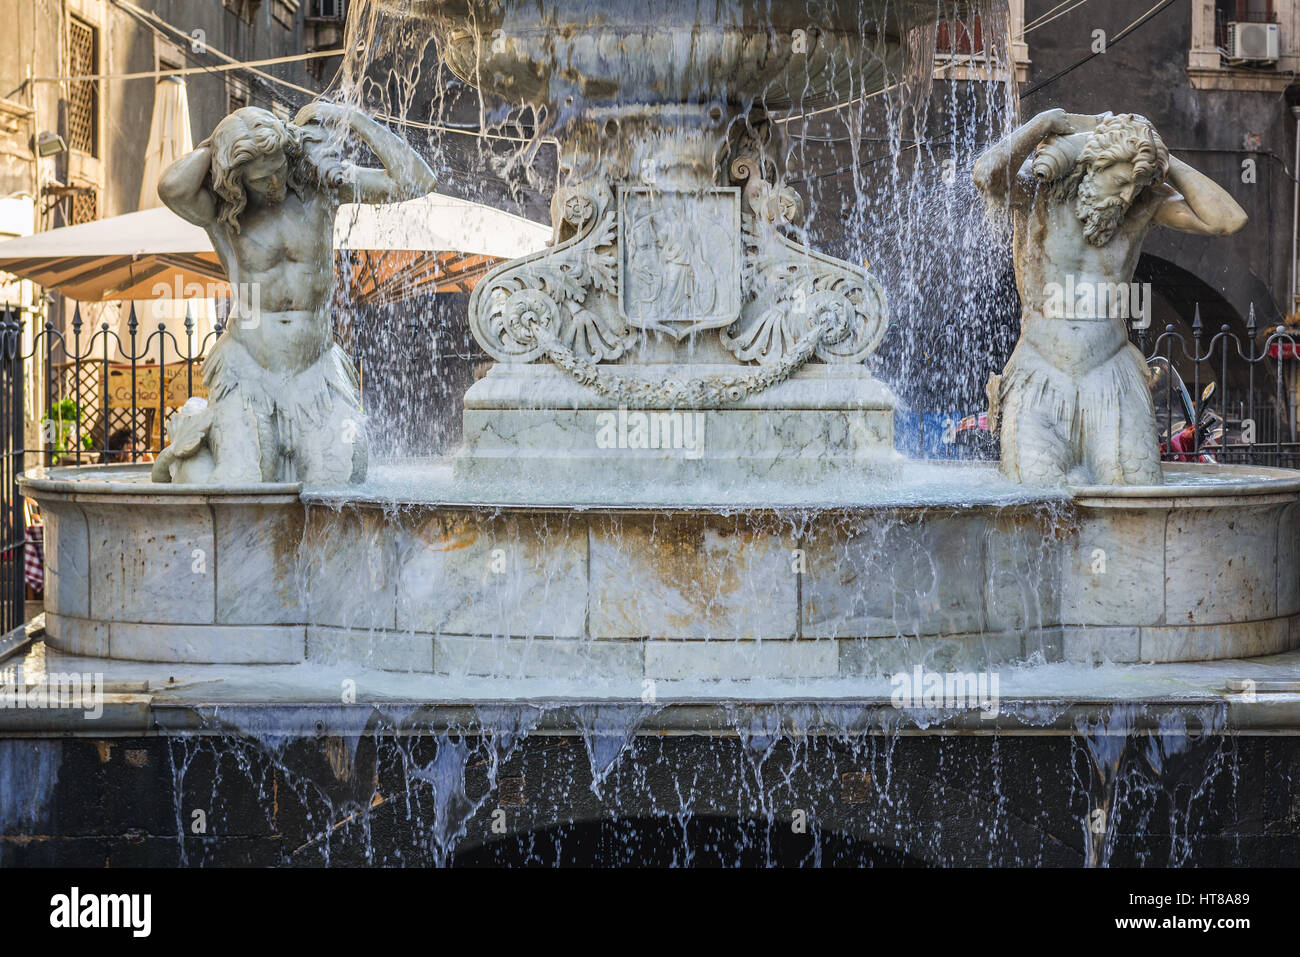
[505,286,843,408]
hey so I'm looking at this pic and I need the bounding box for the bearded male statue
[973,110,1247,486]
[152,103,437,485]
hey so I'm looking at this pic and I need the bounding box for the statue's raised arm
[973,110,1103,206]
[1151,154,1248,236]
[293,102,438,205]
[156,145,219,228]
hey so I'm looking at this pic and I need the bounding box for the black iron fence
[1,301,1299,634]
[0,301,228,635]
[47,304,224,466]
[1135,306,1300,468]
[0,310,25,638]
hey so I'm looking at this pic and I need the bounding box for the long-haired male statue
[973,110,1247,486]
[152,102,437,485]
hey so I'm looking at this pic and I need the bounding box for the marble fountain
[18,0,1300,681]
[19,460,1300,677]
[4,0,1300,867]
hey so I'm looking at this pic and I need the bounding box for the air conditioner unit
[1226,21,1280,65]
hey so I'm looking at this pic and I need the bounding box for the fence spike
[1247,303,1258,337]
[71,303,82,334]
[1192,303,1203,332]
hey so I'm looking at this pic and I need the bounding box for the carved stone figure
[152,397,215,483]
[152,103,437,484]
[974,110,1248,486]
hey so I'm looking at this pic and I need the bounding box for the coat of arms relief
[467,132,889,408]
[619,187,742,339]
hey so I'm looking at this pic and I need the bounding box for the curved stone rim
[1069,462,1300,503]
[18,463,301,502]
[24,459,1300,669]
[420,2,939,112]
[21,460,1300,510]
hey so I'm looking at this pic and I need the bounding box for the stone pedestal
[455,363,902,488]
[404,4,932,486]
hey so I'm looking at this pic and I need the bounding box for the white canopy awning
[0,205,211,261]
[0,195,549,301]
[0,207,223,302]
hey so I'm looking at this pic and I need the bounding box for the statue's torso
[1011,190,1159,373]
[218,191,336,373]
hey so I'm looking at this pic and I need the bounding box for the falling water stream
[328,0,1025,453]
[131,698,1242,866]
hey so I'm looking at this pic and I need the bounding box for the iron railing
[53,304,224,466]
[1135,305,1299,467]
[1215,7,1280,51]
[0,301,228,635]
[0,310,24,636]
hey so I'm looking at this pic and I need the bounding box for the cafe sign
[106,363,207,409]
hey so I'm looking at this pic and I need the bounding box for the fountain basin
[19,461,1300,674]
[405,0,965,110]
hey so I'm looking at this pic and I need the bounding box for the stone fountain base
[454,362,903,488]
[20,462,1300,673]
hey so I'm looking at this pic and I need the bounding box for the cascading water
[119,698,1248,867]
[327,0,1025,460]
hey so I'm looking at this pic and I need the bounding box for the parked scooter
[1152,360,1222,462]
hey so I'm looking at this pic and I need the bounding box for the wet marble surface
[22,462,1300,671]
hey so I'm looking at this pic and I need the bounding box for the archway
[453,816,932,867]
[1134,253,1290,438]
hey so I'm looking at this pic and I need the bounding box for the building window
[937,16,984,56]
[305,0,347,58]
[1216,0,1279,48]
[65,16,98,156]
[933,0,1029,83]
[227,75,250,114]
[68,188,97,226]
[155,36,186,75]
[272,0,299,29]
[223,0,262,26]
[1191,0,1295,90]
[307,0,346,19]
